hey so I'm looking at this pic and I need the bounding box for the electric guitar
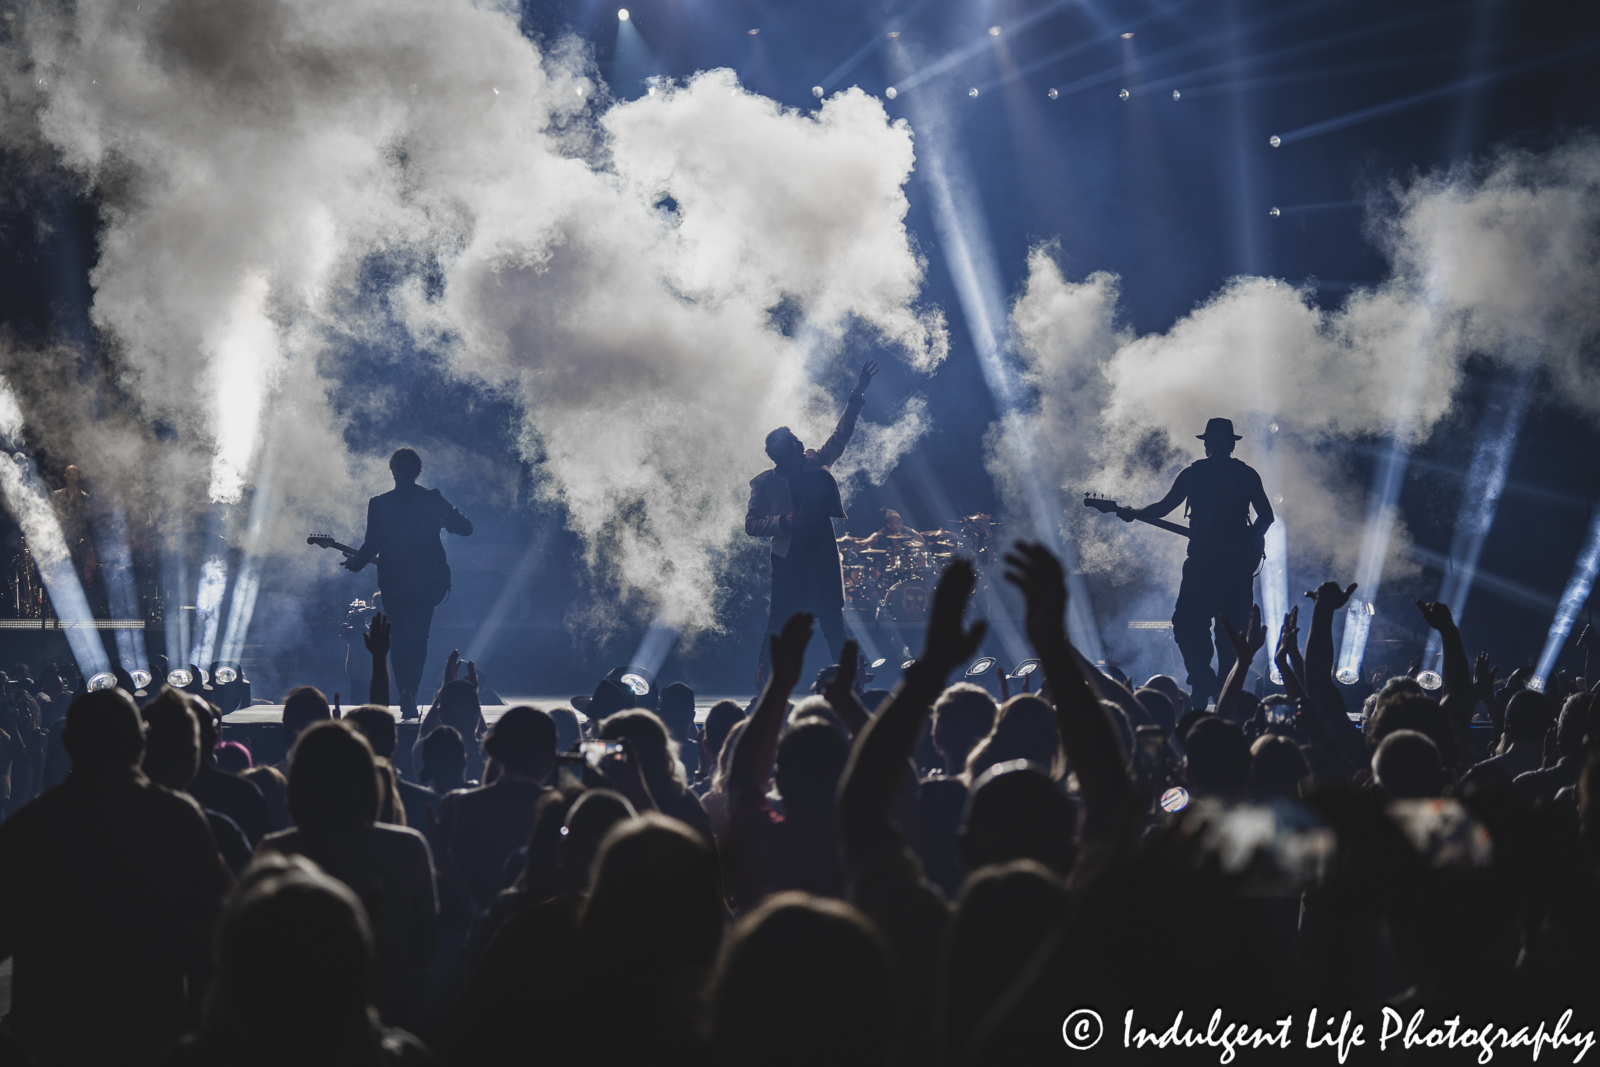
[1083,494,1266,576]
[307,534,359,558]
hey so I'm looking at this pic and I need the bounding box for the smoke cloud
[990,136,1600,605]
[3,0,945,635]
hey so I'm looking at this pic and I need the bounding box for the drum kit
[839,514,1004,627]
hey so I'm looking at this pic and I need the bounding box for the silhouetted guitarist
[1120,418,1273,707]
[342,448,473,716]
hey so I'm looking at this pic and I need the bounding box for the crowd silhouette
[1,547,1598,1065]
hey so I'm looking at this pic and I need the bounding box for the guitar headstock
[1082,493,1123,514]
[307,533,337,549]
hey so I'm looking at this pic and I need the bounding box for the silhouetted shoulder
[750,468,776,490]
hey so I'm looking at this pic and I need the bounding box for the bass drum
[878,578,932,624]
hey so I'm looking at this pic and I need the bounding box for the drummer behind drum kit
[838,515,1003,627]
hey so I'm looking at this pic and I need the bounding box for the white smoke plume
[990,137,1600,605]
[3,0,945,635]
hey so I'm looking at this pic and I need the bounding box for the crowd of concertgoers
[0,546,1597,1064]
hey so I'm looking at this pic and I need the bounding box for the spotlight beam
[1407,543,1559,616]
[96,500,150,673]
[219,469,278,667]
[1421,377,1528,671]
[1273,41,1600,146]
[1532,504,1600,691]
[817,0,938,91]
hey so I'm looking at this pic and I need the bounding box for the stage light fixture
[1172,90,1181,100]
[1526,676,1545,693]
[901,658,916,670]
[617,8,628,19]
[1416,670,1442,691]
[1009,659,1040,679]
[1047,88,1058,100]
[964,656,998,678]
[1269,422,1280,433]
[988,26,1000,36]
[619,672,650,697]
[1335,668,1359,685]
[968,87,978,97]
[812,85,823,98]
[747,28,759,35]
[885,87,897,99]
[1118,88,1129,100]
[1269,207,1280,217]
[168,667,194,687]
[1269,135,1282,147]
[1121,32,1134,39]
[887,31,899,38]
[214,666,238,685]
[1160,786,1190,812]
[87,672,117,692]
[130,669,152,690]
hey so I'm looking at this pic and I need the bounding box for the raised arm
[813,361,877,469]
[1122,468,1189,522]
[1416,600,1477,769]
[1304,581,1365,766]
[729,613,812,807]
[821,641,871,738]
[1002,543,1132,840]
[1217,605,1266,723]
[839,561,985,860]
[365,612,392,708]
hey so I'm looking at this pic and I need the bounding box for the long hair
[286,722,380,835]
[599,709,688,795]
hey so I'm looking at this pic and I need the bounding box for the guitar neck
[1133,515,1191,539]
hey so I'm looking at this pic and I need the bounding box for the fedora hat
[1197,417,1243,441]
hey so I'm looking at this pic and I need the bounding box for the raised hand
[1275,606,1300,664]
[920,559,988,675]
[444,649,461,683]
[1002,541,1067,650]
[1473,652,1497,701]
[363,612,391,659]
[466,660,478,689]
[1305,581,1358,611]
[1220,604,1265,661]
[854,360,879,397]
[1578,625,1595,651]
[770,612,814,685]
[1415,600,1456,632]
[823,639,860,709]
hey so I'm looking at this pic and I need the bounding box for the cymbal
[858,548,888,557]
[919,529,948,538]
[884,533,916,542]
[837,536,861,544]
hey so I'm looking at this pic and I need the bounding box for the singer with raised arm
[1120,417,1274,708]
[746,361,878,676]
[342,447,473,718]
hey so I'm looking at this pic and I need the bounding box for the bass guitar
[1082,494,1265,577]
[307,534,359,558]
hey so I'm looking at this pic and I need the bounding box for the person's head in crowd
[787,695,846,734]
[437,678,481,731]
[860,688,891,713]
[1103,665,1130,688]
[1234,690,1262,725]
[344,705,397,760]
[517,789,581,899]
[40,719,69,790]
[1136,687,1178,736]
[959,761,1075,876]
[965,695,1063,782]
[1500,690,1557,749]
[191,699,222,768]
[711,718,750,795]
[281,686,331,753]
[1553,694,1593,762]
[194,854,391,1058]
[916,777,969,900]
[561,789,636,891]
[578,813,724,981]
[943,860,1067,1059]
[588,678,635,721]
[482,705,558,782]
[775,718,850,822]
[1175,709,1211,754]
[710,893,896,1067]
[243,765,289,829]
[1372,729,1445,798]
[62,687,144,774]
[549,706,582,754]
[599,709,687,798]
[286,721,379,835]
[389,446,422,485]
[658,682,695,739]
[1183,717,1251,795]
[932,683,998,776]
[140,688,202,791]
[419,725,468,790]
[703,699,746,768]
[1101,700,1135,766]
[1144,675,1188,717]
[1246,735,1311,800]
[1368,694,1457,769]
